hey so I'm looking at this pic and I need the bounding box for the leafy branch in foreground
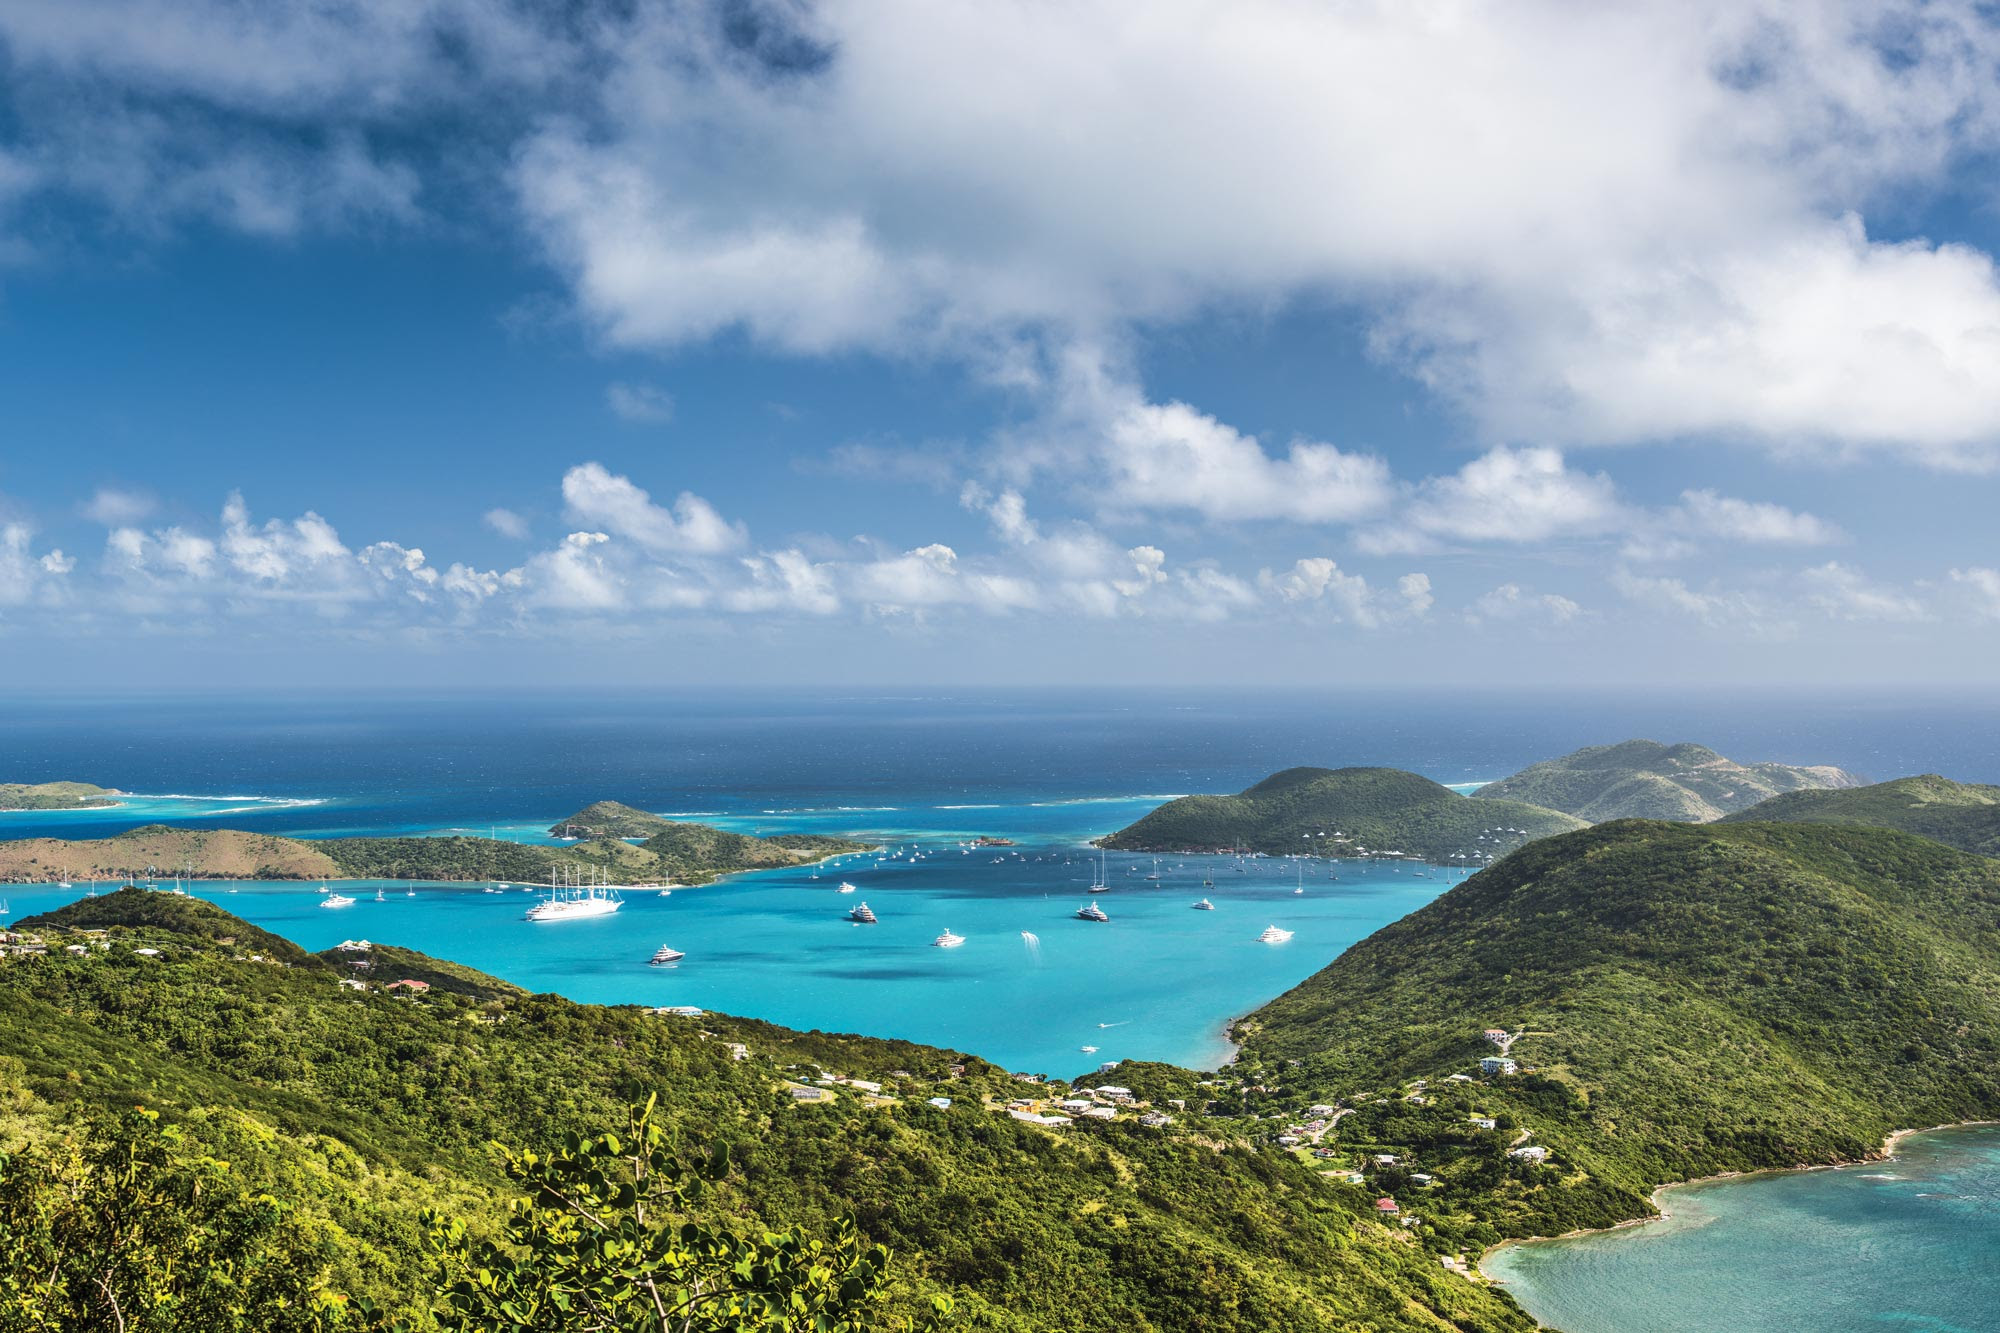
[424,1095,951,1333]
[0,1107,346,1333]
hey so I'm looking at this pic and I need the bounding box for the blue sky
[3,1,2000,688]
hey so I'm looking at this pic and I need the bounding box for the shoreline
[1477,1118,2000,1281]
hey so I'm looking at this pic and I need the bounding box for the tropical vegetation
[1474,741,1860,822]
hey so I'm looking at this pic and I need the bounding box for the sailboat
[1089,848,1110,893]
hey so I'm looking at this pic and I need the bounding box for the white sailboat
[525,865,623,922]
[1089,849,1110,893]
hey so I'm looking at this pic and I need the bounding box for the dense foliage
[1719,774,2000,856]
[0,892,1532,1332]
[1101,767,1584,862]
[1473,741,1860,822]
[1235,820,2000,1243]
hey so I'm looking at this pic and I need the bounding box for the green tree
[0,1107,347,1333]
[426,1096,951,1333]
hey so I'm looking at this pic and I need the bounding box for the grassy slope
[0,781,119,811]
[1474,741,1861,822]
[0,891,1530,1333]
[1232,821,2000,1243]
[1101,767,1585,862]
[1719,774,2000,857]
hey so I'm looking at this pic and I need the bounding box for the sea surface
[1485,1124,2000,1332]
[4,686,2000,1075]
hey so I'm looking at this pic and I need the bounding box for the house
[1411,1173,1435,1184]
[1471,1117,1497,1130]
[656,1005,705,1016]
[1311,1147,1337,1159]
[386,979,430,993]
[1308,1104,1336,1117]
[1094,1085,1135,1102]
[337,978,366,991]
[1510,1145,1550,1163]
[1373,1154,1399,1166]
[64,944,89,956]
[1139,1112,1172,1128]
[1276,1134,1302,1146]
[133,947,160,957]
[724,1043,750,1061]
[1479,1056,1517,1076]
[337,939,372,952]
[1374,1198,1399,1213]
[839,1078,883,1093]
[1056,1099,1093,1113]
[1081,1106,1117,1120]
[1483,1028,1508,1043]
[927,1097,952,1109]
[1011,1072,1045,1084]
[1446,1073,1474,1083]
[1098,1061,1121,1074]
[1009,1109,1070,1126]
[789,1086,834,1103]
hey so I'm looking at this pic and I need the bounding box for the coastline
[1477,1118,2000,1281]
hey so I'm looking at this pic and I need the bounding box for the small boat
[1075,902,1109,922]
[375,889,386,902]
[847,901,877,923]
[933,929,966,948]
[321,894,357,909]
[317,882,330,894]
[0,900,8,916]
[1080,1045,1098,1053]
[1257,924,1293,943]
[406,886,415,897]
[56,879,71,889]
[838,881,858,894]
[648,944,686,965]
[1193,898,1214,911]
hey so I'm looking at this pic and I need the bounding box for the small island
[0,802,869,885]
[1718,772,2000,856]
[0,780,122,811]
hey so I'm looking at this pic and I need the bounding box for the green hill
[0,780,120,810]
[1101,767,1586,863]
[1473,740,1861,822]
[1231,820,2000,1250]
[550,799,674,838]
[0,890,1532,1332]
[1719,774,2000,856]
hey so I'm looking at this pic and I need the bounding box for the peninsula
[1230,819,2000,1251]
[1100,766,1586,863]
[1474,740,1861,822]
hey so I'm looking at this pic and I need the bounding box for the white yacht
[932,929,965,948]
[321,893,357,909]
[847,901,877,923]
[1257,924,1293,943]
[837,881,858,894]
[525,885,623,922]
[1075,901,1109,922]
[648,944,686,965]
[1192,898,1214,910]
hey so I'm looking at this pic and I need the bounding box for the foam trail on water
[1019,931,1041,964]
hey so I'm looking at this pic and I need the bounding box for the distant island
[1719,773,2000,856]
[0,780,121,811]
[0,804,868,885]
[1099,766,1586,863]
[1474,740,1861,822]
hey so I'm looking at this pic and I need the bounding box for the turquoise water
[1485,1125,2000,1332]
[0,793,1467,1075]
